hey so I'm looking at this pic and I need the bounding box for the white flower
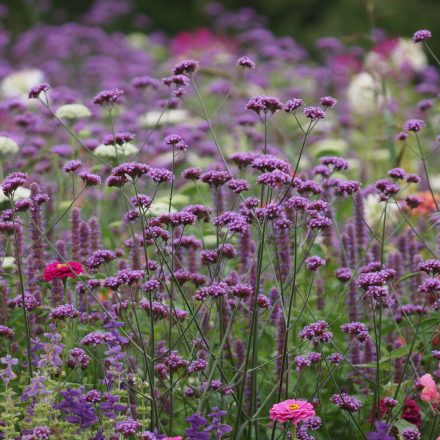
[347,72,387,116]
[429,175,440,192]
[145,202,176,216]
[0,69,44,101]
[1,257,15,270]
[365,38,427,75]
[391,38,427,73]
[0,186,31,203]
[138,109,189,128]
[94,143,139,159]
[364,194,400,228]
[55,104,91,120]
[0,136,19,156]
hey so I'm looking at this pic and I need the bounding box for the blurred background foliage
[3,0,440,52]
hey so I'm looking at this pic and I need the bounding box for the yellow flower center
[289,403,300,411]
[56,263,67,269]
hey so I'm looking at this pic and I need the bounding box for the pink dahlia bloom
[269,399,315,425]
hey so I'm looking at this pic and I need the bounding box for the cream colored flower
[55,104,91,120]
[364,194,400,228]
[145,202,176,217]
[0,136,19,156]
[138,109,189,128]
[391,38,427,73]
[1,69,44,100]
[347,72,387,116]
[94,143,139,159]
[1,256,15,270]
[0,186,31,203]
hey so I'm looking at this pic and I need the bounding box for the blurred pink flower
[170,28,235,57]
[420,373,440,404]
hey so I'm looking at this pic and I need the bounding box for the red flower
[43,261,84,281]
[375,398,422,430]
[402,399,422,430]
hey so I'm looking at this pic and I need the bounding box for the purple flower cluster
[299,320,333,344]
[330,393,362,412]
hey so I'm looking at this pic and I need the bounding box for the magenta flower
[269,399,315,424]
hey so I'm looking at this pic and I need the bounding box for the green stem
[10,196,33,381]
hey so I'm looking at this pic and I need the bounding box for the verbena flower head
[229,152,259,169]
[330,393,362,412]
[111,162,150,180]
[335,267,353,282]
[8,293,40,310]
[283,98,304,113]
[251,154,291,173]
[303,106,326,120]
[412,29,432,43]
[245,95,283,115]
[87,251,115,271]
[182,167,202,180]
[401,427,421,440]
[79,171,101,186]
[320,96,337,108]
[0,325,14,338]
[1,172,27,196]
[200,170,231,187]
[375,178,399,200]
[93,88,124,108]
[237,56,255,69]
[299,320,333,344]
[162,74,189,87]
[403,119,424,132]
[31,425,51,439]
[28,82,49,99]
[257,170,291,188]
[173,59,199,76]
[269,399,315,424]
[341,322,369,342]
[417,259,440,275]
[328,353,344,364]
[50,304,80,320]
[305,256,326,271]
[148,168,175,184]
[164,134,188,151]
[227,178,250,193]
[63,159,82,173]
[103,132,135,146]
[387,167,406,179]
[115,418,142,436]
[131,75,160,89]
[81,331,117,347]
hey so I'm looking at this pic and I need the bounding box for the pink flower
[170,28,235,57]
[419,373,440,404]
[43,261,84,281]
[269,399,315,425]
[163,437,182,440]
